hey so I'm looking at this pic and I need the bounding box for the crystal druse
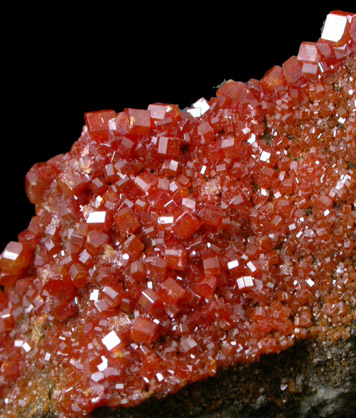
[0,10,355,418]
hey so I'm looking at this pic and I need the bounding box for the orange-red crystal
[0,10,356,418]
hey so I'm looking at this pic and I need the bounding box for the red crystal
[114,207,140,235]
[194,275,217,299]
[164,246,187,270]
[172,211,201,239]
[130,316,158,345]
[138,289,163,314]
[126,108,151,137]
[157,277,186,307]
[84,110,116,142]
[1,10,356,418]
[0,241,32,277]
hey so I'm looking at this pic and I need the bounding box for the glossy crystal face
[0,10,355,418]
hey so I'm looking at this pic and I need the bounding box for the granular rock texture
[92,325,356,418]
[0,10,355,418]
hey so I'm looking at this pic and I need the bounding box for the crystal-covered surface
[0,10,355,418]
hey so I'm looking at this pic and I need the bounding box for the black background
[1,3,354,251]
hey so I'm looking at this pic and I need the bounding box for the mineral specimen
[0,9,355,418]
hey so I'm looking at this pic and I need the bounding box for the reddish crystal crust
[0,10,356,418]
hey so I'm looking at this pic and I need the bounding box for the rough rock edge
[31,322,355,418]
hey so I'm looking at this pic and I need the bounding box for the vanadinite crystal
[1,10,356,418]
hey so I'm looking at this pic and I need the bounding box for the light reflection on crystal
[156,372,164,382]
[236,276,254,290]
[193,97,210,115]
[97,356,108,371]
[321,13,348,42]
[86,211,107,224]
[22,342,31,352]
[227,259,239,270]
[158,216,174,225]
[260,151,271,162]
[102,331,121,351]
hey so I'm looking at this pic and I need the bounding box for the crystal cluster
[0,10,355,418]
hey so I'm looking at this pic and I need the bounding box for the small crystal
[192,97,210,115]
[187,107,202,117]
[173,211,201,239]
[260,151,271,162]
[158,216,174,225]
[97,356,108,371]
[182,197,196,209]
[297,42,320,63]
[22,342,31,352]
[180,337,198,353]
[127,108,151,136]
[236,276,254,290]
[156,372,164,382]
[221,137,235,148]
[200,165,207,174]
[85,110,116,142]
[102,331,121,351]
[131,317,158,345]
[203,256,220,274]
[227,260,239,269]
[0,241,32,275]
[86,211,107,224]
[91,371,105,382]
[157,277,186,307]
[306,279,315,287]
[114,207,140,234]
[321,12,348,42]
